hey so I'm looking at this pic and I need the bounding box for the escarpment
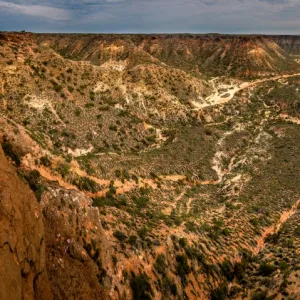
[35,34,298,78]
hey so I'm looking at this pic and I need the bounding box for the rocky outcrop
[0,146,52,300]
[41,186,108,300]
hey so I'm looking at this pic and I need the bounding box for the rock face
[0,146,52,300]
[41,186,108,300]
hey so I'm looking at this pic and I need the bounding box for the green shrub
[113,230,127,242]
[133,195,149,208]
[71,176,99,193]
[211,283,228,300]
[68,86,74,93]
[220,260,234,281]
[278,261,289,272]
[85,103,94,108]
[90,91,95,101]
[154,254,167,274]
[75,108,81,116]
[122,170,130,180]
[295,225,300,237]
[259,262,276,276]
[109,125,118,131]
[159,276,177,296]
[130,273,153,300]
[56,163,70,178]
[40,155,51,167]
[93,197,106,207]
[50,79,62,93]
[176,254,190,285]
[179,237,188,248]
[128,235,138,246]
[251,290,268,300]
[92,196,118,208]
[233,262,246,282]
[106,184,116,198]
[250,218,259,227]
[137,226,149,240]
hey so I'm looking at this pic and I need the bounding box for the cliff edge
[0,146,52,300]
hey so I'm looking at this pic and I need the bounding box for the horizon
[0,1,300,34]
[2,31,300,36]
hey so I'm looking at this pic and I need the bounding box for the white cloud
[0,1,71,20]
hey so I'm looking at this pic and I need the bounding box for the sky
[0,0,299,34]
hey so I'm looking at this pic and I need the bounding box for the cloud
[0,0,300,33]
[0,1,71,20]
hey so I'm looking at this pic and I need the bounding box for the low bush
[130,272,153,300]
[71,176,99,193]
[154,254,167,275]
[113,230,127,242]
[133,195,149,208]
[40,155,51,167]
[176,254,190,285]
[259,262,276,276]
[211,283,228,300]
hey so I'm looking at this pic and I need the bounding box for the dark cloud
[0,0,299,33]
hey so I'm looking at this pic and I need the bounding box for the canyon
[1,32,300,299]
